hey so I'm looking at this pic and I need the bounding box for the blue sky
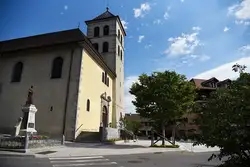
[1,0,250,112]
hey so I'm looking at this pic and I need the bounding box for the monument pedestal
[19,104,37,136]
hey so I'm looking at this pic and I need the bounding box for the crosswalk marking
[51,158,110,163]
[49,155,118,167]
[52,162,117,167]
[49,156,104,160]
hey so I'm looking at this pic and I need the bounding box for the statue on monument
[25,86,34,105]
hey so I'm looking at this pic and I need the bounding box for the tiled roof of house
[190,78,216,90]
[125,113,151,122]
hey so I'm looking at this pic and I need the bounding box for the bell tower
[85,8,126,127]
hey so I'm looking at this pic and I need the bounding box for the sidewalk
[31,140,181,158]
[0,140,220,158]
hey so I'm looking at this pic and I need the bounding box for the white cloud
[64,5,68,10]
[165,30,202,56]
[192,26,201,31]
[121,20,128,30]
[138,35,145,43]
[199,55,211,62]
[239,44,250,55]
[145,44,152,49]
[134,3,151,18]
[181,0,185,2]
[223,26,230,32]
[124,76,139,113]
[194,57,250,80]
[228,0,250,25]
[164,12,169,20]
[153,19,162,25]
[235,20,250,25]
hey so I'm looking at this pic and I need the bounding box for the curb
[0,151,35,157]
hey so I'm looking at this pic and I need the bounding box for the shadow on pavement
[64,142,148,149]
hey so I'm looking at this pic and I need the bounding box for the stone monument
[19,86,38,136]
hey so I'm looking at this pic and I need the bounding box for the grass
[150,144,180,148]
[105,138,122,143]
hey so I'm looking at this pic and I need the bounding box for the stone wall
[104,127,120,140]
[0,136,25,149]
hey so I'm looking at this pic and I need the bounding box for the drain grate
[36,151,57,155]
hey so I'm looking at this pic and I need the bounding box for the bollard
[151,131,154,146]
[24,133,29,152]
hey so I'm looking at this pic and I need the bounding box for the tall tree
[194,65,250,167]
[130,71,196,145]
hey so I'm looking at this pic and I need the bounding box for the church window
[107,77,109,87]
[118,46,120,56]
[11,62,23,83]
[86,99,90,111]
[104,72,107,84]
[103,25,109,35]
[118,30,121,39]
[94,27,100,37]
[102,72,105,83]
[121,50,123,61]
[51,57,63,79]
[93,43,99,51]
[103,42,109,52]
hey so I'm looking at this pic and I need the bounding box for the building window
[102,72,105,83]
[118,46,120,56]
[121,36,123,44]
[86,99,90,111]
[11,62,23,83]
[94,27,100,37]
[51,57,63,79]
[107,77,109,87]
[121,50,123,61]
[93,43,99,51]
[118,30,121,39]
[103,25,109,35]
[103,42,109,52]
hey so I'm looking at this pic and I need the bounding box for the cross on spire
[106,0,109,11]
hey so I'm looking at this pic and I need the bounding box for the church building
[0,8,125,141]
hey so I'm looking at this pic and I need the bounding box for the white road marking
[50,158,110,163]
[52,162,117,167]
[49,156,104,160]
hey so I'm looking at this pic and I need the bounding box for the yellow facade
[75,49,113,137]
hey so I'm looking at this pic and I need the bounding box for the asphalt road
[0,151,222,167]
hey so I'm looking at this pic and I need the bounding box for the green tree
[194,65,250,167]
[130,71,196,145]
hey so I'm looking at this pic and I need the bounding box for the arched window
[51,57,63,79]
[103,25,109,36]
[121,50,123,61]
[118,30,121,39]
[103,42,109,52]
[102,72,105,83]
[106,77,109,87]
[86,99,90,111]
[118,46,120,56]
[93,43,99,51]
[11,62,23,82]
[94,27,100,37]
